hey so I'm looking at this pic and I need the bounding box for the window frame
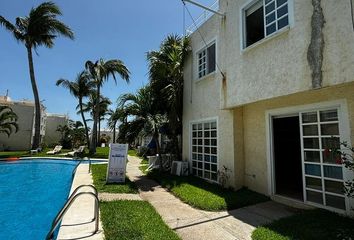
[195,39,217,80]
[189,117,219,182]
[240,0,294,50]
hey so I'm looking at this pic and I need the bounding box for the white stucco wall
[0,102,35,151]
[183,15,237,188]
[217,0,354,108]
[44,114,68,146]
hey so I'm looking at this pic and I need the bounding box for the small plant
[217,165,232,188]
[325,141,354,198]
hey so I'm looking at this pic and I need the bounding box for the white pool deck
[57,164,104,240]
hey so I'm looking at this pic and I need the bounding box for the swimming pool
[0,159,81,239]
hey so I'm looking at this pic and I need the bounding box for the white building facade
[183,0,354,216]
[0,96,46,150]
[44,114,69,146]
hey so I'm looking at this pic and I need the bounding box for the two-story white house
[183,0,354,216]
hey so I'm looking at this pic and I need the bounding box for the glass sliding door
[300,109,347,211]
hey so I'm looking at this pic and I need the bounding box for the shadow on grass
[146,170,269,211]
[252,209,354,240]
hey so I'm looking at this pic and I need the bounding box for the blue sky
[0,0,214,126]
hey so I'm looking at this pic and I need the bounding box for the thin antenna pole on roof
[182,0,225,17]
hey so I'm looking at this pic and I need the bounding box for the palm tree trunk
[89,86,100,154]
[98,119,101,145]
[153,127,162,172]
[27,46,41,149]
[79,97,90,148]
[113,121,116,143]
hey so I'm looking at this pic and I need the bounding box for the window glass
[244,0,289,48]
[197,43,216,79]
[306,177,322,190]
[246,1,265,47]
[323,166,343,180]
[278,16,289,29]
[325,180,344,195]
[320,110,338,122]
[326,194,345,210]
[207,44,216,74]
[303,138,319,149]
[307,190,323,204]
[305,164,321,176]
[302,112,317,123]
[304,151,320,163]
[320,124,339,136]
[266,23,277,35]
[191,120,218,181]
[277,4,288,18]
[303,125,318,136]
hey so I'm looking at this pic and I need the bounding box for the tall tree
[56,71,94,148]
[85,58,130,153]
[147,34,190,160]
[107,107,126,144]
[79,93,112,145]
[118,85,167,157]
[0,106,19,137]
[0,2,74,148]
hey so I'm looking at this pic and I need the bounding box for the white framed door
[266,100,352,214]
[300,108,347,213]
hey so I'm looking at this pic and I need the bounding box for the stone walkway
[57,157,296,240]
[126,156,296,240]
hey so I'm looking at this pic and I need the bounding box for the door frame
[265,99,352,215]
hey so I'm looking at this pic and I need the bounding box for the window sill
[195,71,216,83]
[241,26,291,54]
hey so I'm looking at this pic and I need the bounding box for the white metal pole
[182,0,225,17]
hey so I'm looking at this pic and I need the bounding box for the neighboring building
[44,114,69,146]
[100,130,118,145]
[183,0,354,216]
[0,96,46,150]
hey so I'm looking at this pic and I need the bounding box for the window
[197,43,216,79]
[243,0,290,48]
[191,120,218,181]
[301,109,346,210]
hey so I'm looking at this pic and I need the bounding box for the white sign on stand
[106,144,128,183]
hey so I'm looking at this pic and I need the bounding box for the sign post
[106,144,128,183]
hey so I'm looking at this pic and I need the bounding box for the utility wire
[350,0,354,32]
[181,0,226,80]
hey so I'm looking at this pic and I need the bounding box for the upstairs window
[243,0,290,48]
[197,42,216,79]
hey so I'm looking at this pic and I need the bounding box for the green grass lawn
[252,209,354,240]
[139,159,149,174]
[91,164,138,193]
[0,148,71,159]
[100,200,180,240]
[147,170,269,211]
[128,149,138,156]
[85,147,109,159]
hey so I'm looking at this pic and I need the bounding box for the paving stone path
[126,156,297,240]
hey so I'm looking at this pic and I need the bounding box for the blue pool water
[0,159,80,239]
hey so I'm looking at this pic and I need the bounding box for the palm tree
[97,99,111,144]
[85,58,130,153]
[0,106,19,137]
[0,2,74,149]
[79,92,112,145]
[107,107,126,144]
[56,71,94,148]
[118,85,167,157]
[147,34,190,160]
